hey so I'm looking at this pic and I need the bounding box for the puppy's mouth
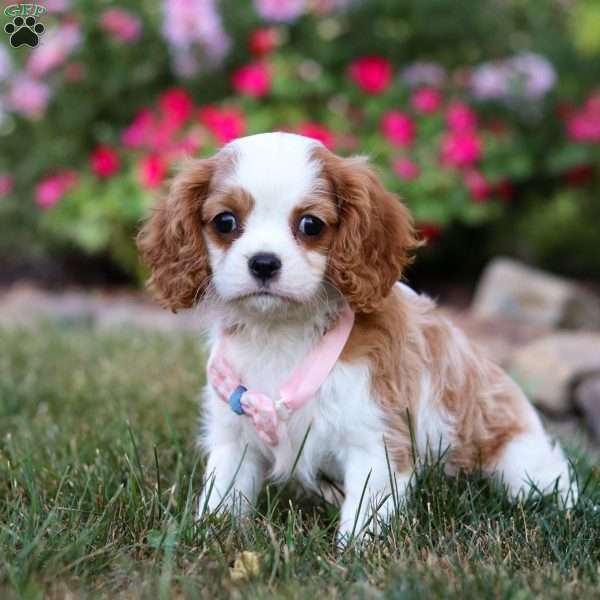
[235,290,300,304]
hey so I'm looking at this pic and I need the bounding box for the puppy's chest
[222,333,382,479]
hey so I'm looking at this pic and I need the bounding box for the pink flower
[0,174,14,198]
[349,56,392,95]
[297,122,334,148]
[566,95,600,143]
[167,128,203,159]
[35,171,77,209]
[122,108,154,148]
[138,155,167,189]
[26,21,81,77]
[392,157,420,181]
[440,131,483,168]
[411,87,443,114]
[100,8,142,43]
[254,0,305,22]
[7,76,51,119]
[162,0,230,76]
[90,145,120,178]
[249,27,280,55]
[159,87,194,127]
[232,62,271,97]
[446,102,477,131]
[401,62,447,88]
[381,111,415,147]
[463,169,490,202]
[199,106,246,144]
[44,0,71,13]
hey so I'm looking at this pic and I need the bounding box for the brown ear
[137,159,216,311]
[316,148,421,313]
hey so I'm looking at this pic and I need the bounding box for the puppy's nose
[248,253,282,282]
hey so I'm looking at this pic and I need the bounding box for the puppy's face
[138,133,418,317]
[202,136,337,315]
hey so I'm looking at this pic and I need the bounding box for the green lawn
[1,325,599,599]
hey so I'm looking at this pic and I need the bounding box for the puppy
[138,132,576,542]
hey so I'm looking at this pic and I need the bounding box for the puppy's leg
[197,444,265,518]
[338,444,410,546]
[493,413,577,507]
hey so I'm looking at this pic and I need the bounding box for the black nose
[248,253,282,282]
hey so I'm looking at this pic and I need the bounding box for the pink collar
[207,304,355,445]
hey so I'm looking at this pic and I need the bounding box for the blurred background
[0,0,599,434]
[1,0,599,288]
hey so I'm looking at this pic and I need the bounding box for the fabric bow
[208,353,281,445]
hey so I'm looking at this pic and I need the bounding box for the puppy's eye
[213,212,238,235]
[298,215,325,237]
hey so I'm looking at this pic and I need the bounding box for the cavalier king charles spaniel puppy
[138,132,576,543]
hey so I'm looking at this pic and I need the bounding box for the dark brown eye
[213,212,238,235]
[298,215,325,237]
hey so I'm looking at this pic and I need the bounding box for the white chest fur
[200,318,386,491]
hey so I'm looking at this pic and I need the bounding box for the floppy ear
[315,147,421,314]
[137,159,216,312]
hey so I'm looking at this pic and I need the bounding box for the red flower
[440,131,483,168]
[463,169,490,202]
[446,101,477,131]
[417,222,442,243]
[565,165,593,186]
[35,171,78,209]
[494,179,514,201]
[381,111,415,147]
[411,87,443,114]
[138,155,167,189]
[90,145,120,178]
[232,62,272,97]
[297,122,334,148]
[199,106,246,144]
[349,56,392,95]
[392,157,420,181]
[159,88,194,128]
[249,27,280,56]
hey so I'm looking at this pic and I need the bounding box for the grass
[0,324,599,599]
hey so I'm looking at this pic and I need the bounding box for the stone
[471,257,600,330]
[0,284,203,332]
[507,332,600,413]
[574,375,600,441]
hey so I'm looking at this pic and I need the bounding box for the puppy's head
[137,132,419,317]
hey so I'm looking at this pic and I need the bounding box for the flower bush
[1,0,599,279]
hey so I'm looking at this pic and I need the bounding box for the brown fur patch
[289,186,338,253]
[341,286,526,473]
[202,187,255,249]
[312,147,422,314]
[137,158,216,311]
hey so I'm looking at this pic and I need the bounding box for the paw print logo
[4,15,45,48]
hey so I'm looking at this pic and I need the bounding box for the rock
[574,375,600,441]
[507,332,600,413]
[471,258,600,330]
[0,284,203,332]
[441,307,548,366]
